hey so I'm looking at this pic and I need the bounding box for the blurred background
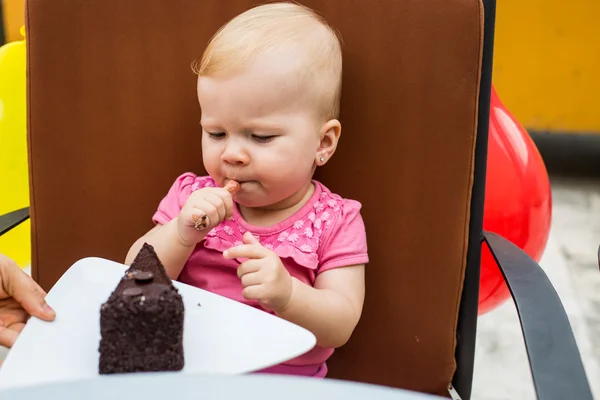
[476,2,600,398]
[1,1,599,398]
[492,0,600,177]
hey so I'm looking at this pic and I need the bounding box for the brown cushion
[25,0,483,396]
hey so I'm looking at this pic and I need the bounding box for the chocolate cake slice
[98,243,184,374]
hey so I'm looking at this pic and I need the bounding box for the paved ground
[472,176,600,399]
[1,175,599,398]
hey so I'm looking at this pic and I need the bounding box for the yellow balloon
[0,27,30,269]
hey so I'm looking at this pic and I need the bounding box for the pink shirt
[152,173,369,377]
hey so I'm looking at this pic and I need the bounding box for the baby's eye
[208,132,226,139]
[252,134,276,143]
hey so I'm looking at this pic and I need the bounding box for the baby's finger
[223,194,234,220]
[242,285,263,302]
[191,201,218,230]
[191,209,210,231]
[237,259,262,279]
[211,189,235,220]
[203,192,228,224]
[224,244,268,260]
[240,271,262,287]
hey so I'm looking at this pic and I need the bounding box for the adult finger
[1,263,55,322]
[0,325,18,348]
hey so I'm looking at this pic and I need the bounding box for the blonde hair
[192,2,343,119]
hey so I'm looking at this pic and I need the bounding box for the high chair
[0,0,593,398]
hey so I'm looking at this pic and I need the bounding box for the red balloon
[478,86,552,315]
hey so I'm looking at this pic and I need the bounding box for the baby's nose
[221,143,249,165]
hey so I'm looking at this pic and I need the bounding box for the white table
[0,257,316,389]
[0,373,445,399]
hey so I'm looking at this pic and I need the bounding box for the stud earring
[319,156,325,163]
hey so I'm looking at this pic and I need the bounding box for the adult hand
[0,254,55,349]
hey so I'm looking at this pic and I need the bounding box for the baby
[126,2,368,378]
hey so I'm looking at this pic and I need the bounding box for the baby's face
[198,54,324,209]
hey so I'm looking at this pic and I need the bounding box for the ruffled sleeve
[317,199,369,274]
[152,173,216,225]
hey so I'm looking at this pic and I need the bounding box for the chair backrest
[26,0,485,395]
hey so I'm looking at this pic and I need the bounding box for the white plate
[0,257,316,389]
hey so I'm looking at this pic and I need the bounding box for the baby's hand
[224,232,293,313]
[177,181,239,246]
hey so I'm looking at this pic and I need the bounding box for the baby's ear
[316,119,341,165]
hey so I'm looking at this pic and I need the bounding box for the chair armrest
[0,207,30,236]
[483,232,593,400]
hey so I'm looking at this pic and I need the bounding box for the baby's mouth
[227,178,253,184]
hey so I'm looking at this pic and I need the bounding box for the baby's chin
[234,188,292,210]
[233,194,273,209]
